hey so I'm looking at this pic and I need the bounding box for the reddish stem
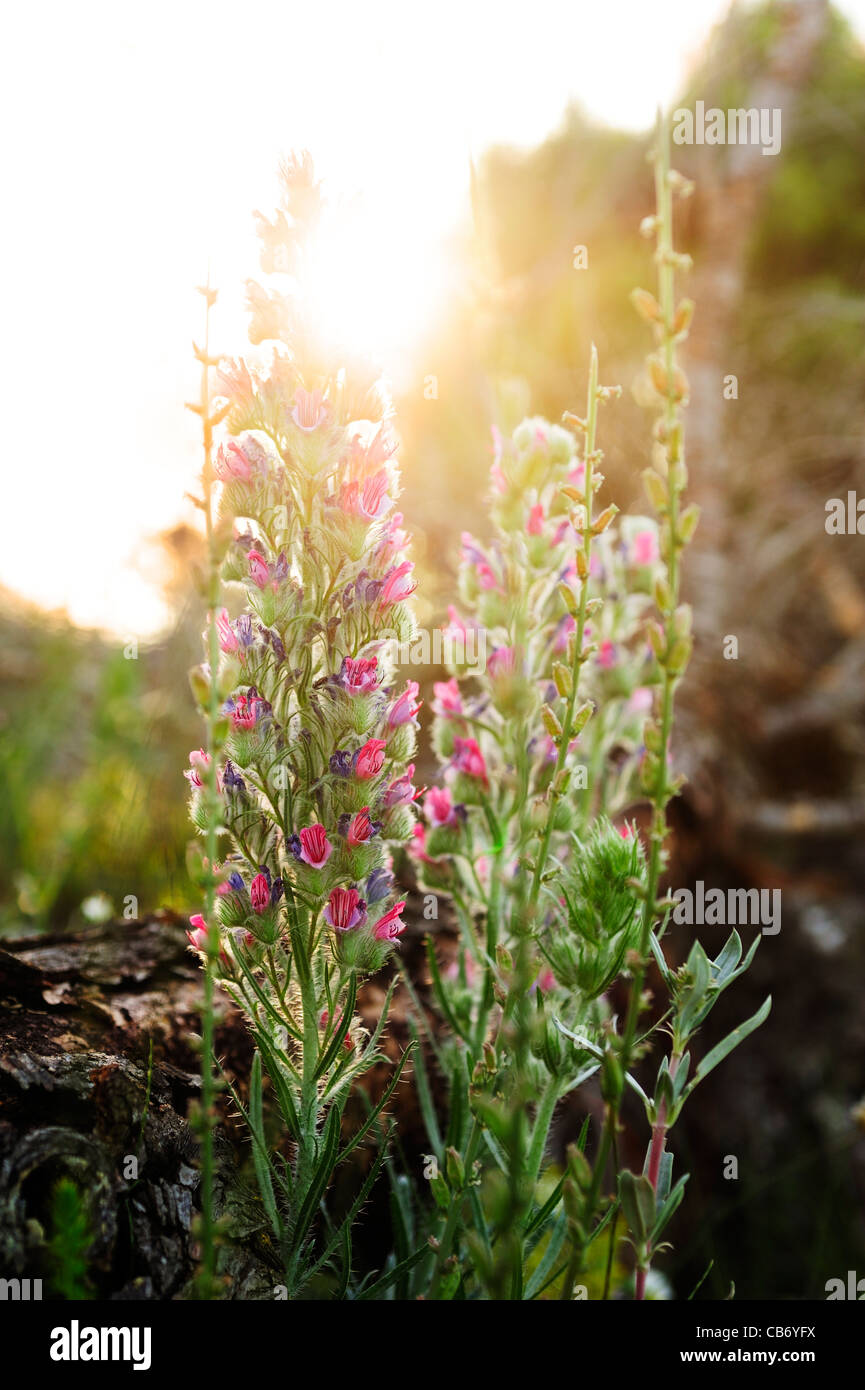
[635,1055,679,1301]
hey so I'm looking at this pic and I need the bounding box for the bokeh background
[2,0,864,1298]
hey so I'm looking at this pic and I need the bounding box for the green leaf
[525,1211,569,1299]
[254,1029,301,1144]
[314,973,357,1080]
[624,1069,653,1118]
[360,976,398,1061]
[619,1170,655,1245]
[445,1052,470,1153]
[407,1021,443,1159]
[426,936,470,1044]
[249,1052,282,1238]
[651,1173,688,1243]
[306,1139,390,1283]
[438,1263,462,1300]
[654,1149,674,1205]
[337,1044,415,1165]
[288,1105,342,1258]
[686,996,772,1097]
[650,931,674,985]
[526,1172,567,1240]
[355,1244,428,1300]
[712,931,743,985]
[587,1197,619,1247]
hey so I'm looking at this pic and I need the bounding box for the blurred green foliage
[0,565,202,932]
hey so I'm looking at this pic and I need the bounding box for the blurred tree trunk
[686,0,830,644]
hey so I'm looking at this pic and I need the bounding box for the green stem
[527,344,600,915]
[525,1076,562,1195]
[429,1120,483,1298]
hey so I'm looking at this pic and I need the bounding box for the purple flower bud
[366,868,393,904]
[354,570,383,605]
[223,760,247,792]
[330,750,353,778]
[235,614,255,648]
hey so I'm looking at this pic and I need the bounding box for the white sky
[1,0,862,635]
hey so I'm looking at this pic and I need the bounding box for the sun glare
[301,194,453,388]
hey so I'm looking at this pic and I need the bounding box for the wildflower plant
[406,114,769,1301]
[185,154,421,1296]
[183,119,768,1301]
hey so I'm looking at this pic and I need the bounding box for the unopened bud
[631,288,662,323]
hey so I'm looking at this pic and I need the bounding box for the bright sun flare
[301,196,453,385]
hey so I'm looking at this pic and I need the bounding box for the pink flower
[324,886,367,933]
[373,901,406,942]
[248,549,271,590]
[617,823,633,839]
[250,873,270,914]
[366,424,397,469]
[292,387,328,432]
[214,439,254,482]
[527,504,544,536]
[410,822,434,865]
[346,807,375,848]
[487,646,516,679]
[632,529,658,565]
[426,786,457,828]
[341,657,380,694]
[388,681,421,727]
[451,737,488,786]
[445,954,478,986]
[337,472,392,521]
[376,511,410,567]
[536,968,557,993]
[342,427,397,483]
[597,639,618,670]
[384,764,421,807]
[380,560,416,606]
[184,748,217,789]
[187,914,209,951]
[361,469,392,519]
[627,687,653,714]
[298,824,333,868]
[228,692,264,730]
[432,678,463,718]
[355,739,387,779]
[216,607,239,654]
